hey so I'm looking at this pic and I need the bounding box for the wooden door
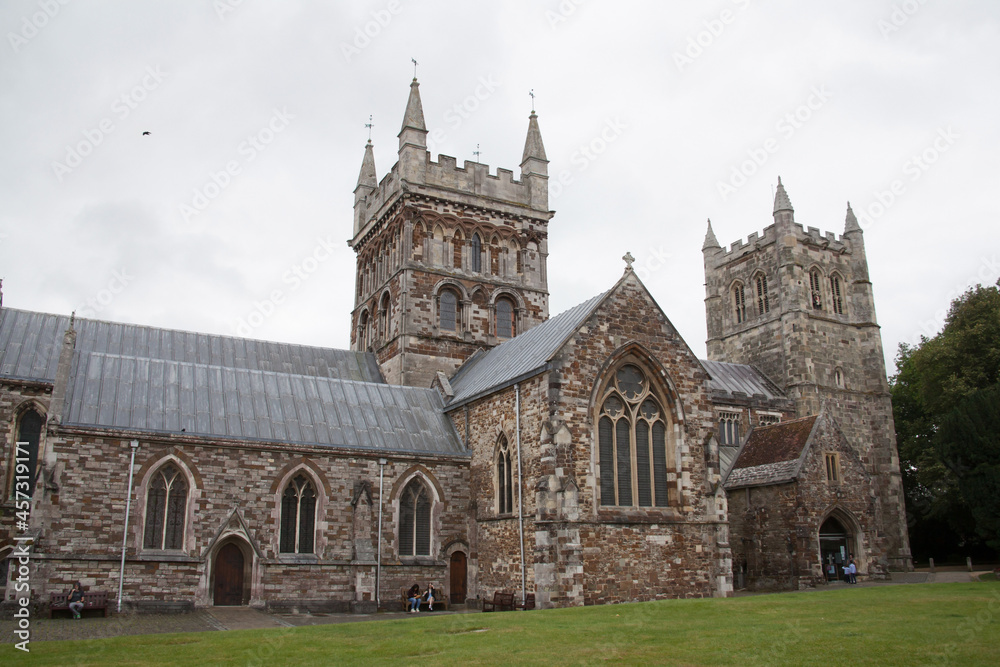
[213,543,245,606]
[449,551,467,604]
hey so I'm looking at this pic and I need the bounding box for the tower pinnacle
[703,218,720,251]
[773,176,793,214]
[844,201,862,233]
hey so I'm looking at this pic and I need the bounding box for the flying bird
[142,131,151,136]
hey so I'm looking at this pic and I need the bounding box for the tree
[891,281,1000,561]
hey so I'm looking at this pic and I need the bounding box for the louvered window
[810,269,824,310]
[830,274,844,315]
[400,479,431,556]
[755,274,770,315]
[280,474,316,554]
[143,464,187,550]
[597,364,672,508]
[733,283,746,323]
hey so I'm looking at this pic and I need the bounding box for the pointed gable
[724,415,819,489]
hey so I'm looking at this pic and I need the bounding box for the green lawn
[5,583,1000,666]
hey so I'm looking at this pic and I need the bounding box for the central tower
[349,78,552,387]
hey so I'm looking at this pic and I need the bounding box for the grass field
[4,583,999,666]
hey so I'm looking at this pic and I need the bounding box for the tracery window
[280,474,316,554]
[12,408,43,498]
[830,274,844,315]
[718,411,742,445]
[755,273,770,315]
[809,269,824,310]
[495,298,515,339]
[597,363,671,508]
[439,290,458,332]
[399,479,431,556]
[733,283,746,324]
[143,464,187,550]
[496,435,514,514]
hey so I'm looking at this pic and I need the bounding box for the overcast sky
[2,1,997,374]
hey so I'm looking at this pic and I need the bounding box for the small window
[470,234,482,273]
[718,411,742,445]
[495,298,515,339]
[496,435,514,514]
[758,413,781,426]
[809,269,824,310]
[755,274,770,315]
[280,474,317,554]
[399,479,431,556]
[834,368,845,389]
[439,290,458,332]
[143,464,187,550]
[733,283,746,324]
[825,453,841,484]
[830,274,844,315]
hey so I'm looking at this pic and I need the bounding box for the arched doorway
[449,551,467,604]
[819,516,852,581]
[213,542,245,606]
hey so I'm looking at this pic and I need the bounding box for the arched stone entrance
[819,516,853,581]
[213,542,247,605]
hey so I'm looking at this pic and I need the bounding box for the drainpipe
[117,439,139,613]
[515,384,525,606]
[376,457,387,611]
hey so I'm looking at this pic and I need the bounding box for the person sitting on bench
[68,582,85,619]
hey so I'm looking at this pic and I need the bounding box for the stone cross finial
[623,252,635,270]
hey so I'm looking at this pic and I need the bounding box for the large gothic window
[495,298,515,339]
[12,408,43,498]
[496,435,514,514]
[733,282,746,324]
[439,290,458,332]
[596,363,672,508]
[143,464,187,550]
[399,478,431,556]
[280,474,316,554]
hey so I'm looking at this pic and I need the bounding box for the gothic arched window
[496,435,514,514]
[12,408,43,498]
[754,273,770,316]
[596,363,672,508]
[471,234,482,273]
[280,474,316,554]
[399,478,431,556]
[830,273,844,315]
[495,297,515,339]
[732,282,746,324]
[439,290,458,332]
[143,464,187,550]
[809,269,824,310]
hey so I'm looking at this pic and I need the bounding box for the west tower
[703,179,912,572]
[349,78,552,387]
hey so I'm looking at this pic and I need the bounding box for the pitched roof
[701,360,786,401]
[724,415,819,489]
[446,292,607,406]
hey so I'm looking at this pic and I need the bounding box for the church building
[0,77,910,613]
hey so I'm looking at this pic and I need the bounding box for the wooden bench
[50,591,110,618]
[482,591,515,612]
[399,588,447,612]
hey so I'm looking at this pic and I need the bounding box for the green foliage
[892,281,1000,560]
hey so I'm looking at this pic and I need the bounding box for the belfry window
[143,464,187,550]
[495,298,515,339]
[280,474,316,554]
[830,274,844,315]
[496,435,514,514]
[755,274,770,315]
[439,290,458,332]
[733,283,746,323]
[597,363,672,508]
[810,269,824,310]
[399,479,431,556]
[471,234,482,273]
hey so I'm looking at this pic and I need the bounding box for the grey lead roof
[0,308,383,384]
[1,308,464,455]
[700,360,786,401]
[447,293,607,406]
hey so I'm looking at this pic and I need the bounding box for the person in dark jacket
[68,582,85,619]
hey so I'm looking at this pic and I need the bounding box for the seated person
[68,582,85,619]
[407,583,421,612]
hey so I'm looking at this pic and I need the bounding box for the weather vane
[365,114,373,142]
[473,143,481,163]
[411,58,418,79]
[529,89,535,113]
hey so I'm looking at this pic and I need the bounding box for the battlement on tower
[708,222,850,269]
